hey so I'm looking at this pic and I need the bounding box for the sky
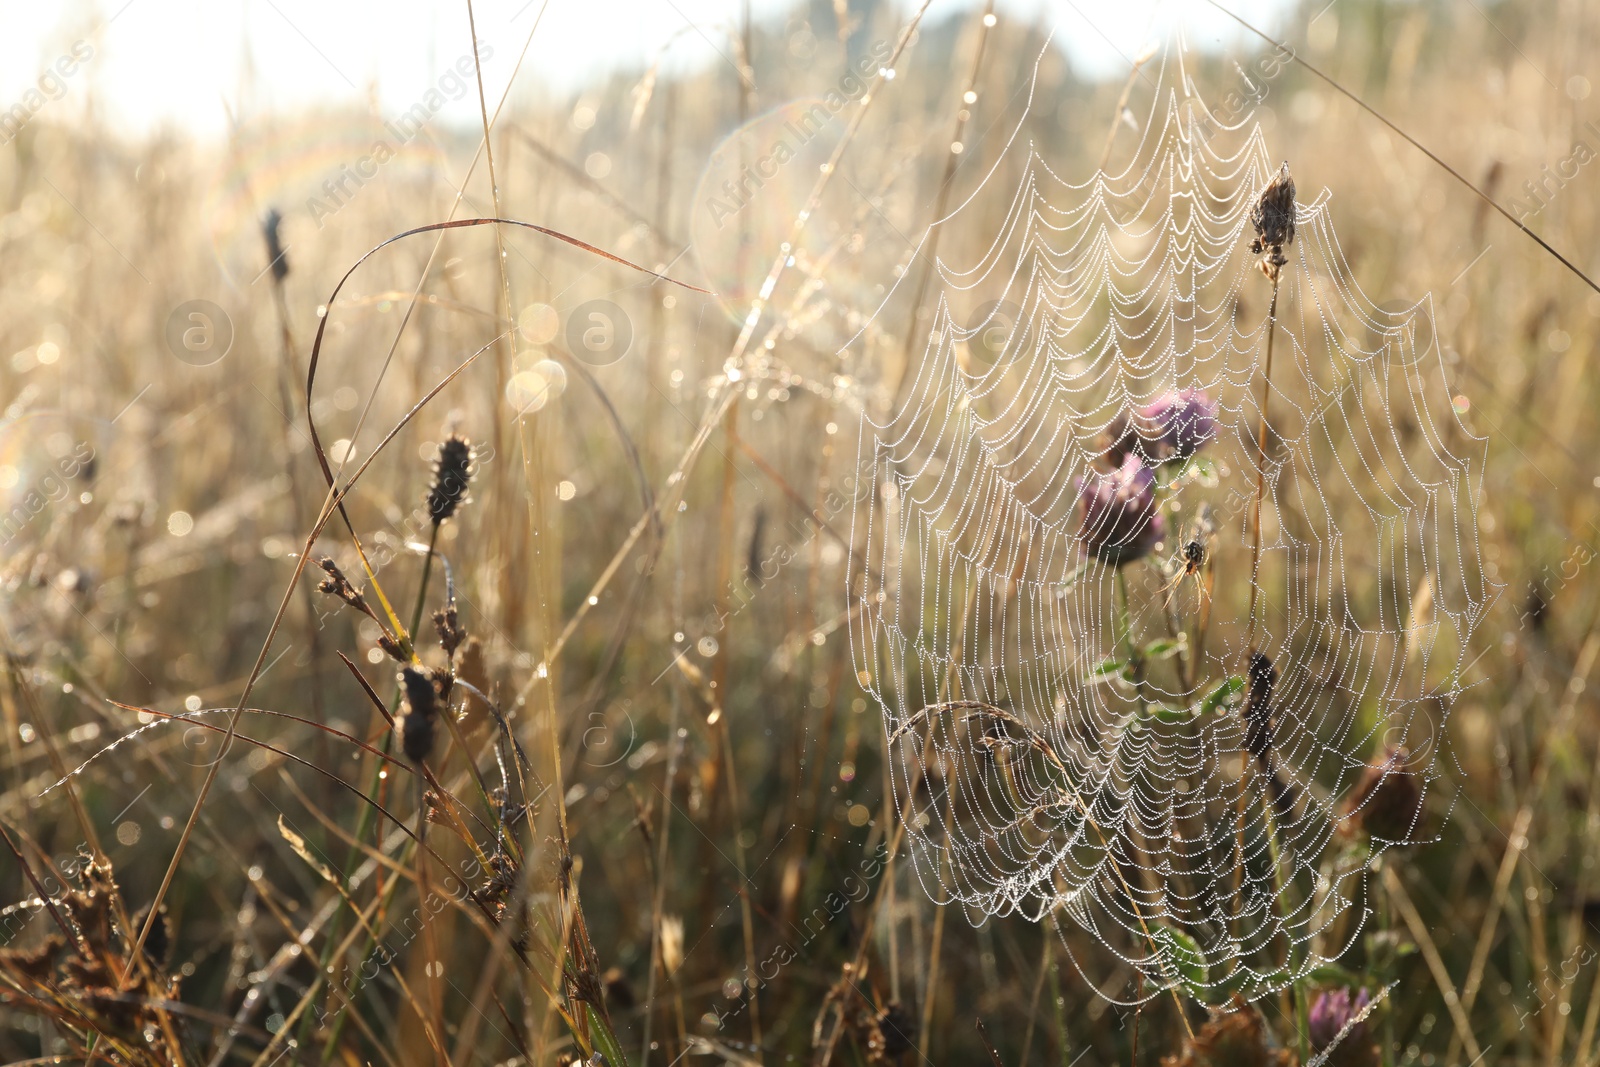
[0,0,1293,138]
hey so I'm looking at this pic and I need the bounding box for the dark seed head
[131,903,170,969]
[0,934,65,981]
[1250,161,1296,262]
[262,207,290,282]
[315,556,373,617]
[426,435,474,525]
[1243,652,1277,761]
[399,666,439,763]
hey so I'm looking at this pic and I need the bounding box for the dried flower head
[1076,455,1166,565]
[1342,744,1425,842]
[398,666,440,763]
[1309,987,1380,1067]
[316,556,371,616]
[1250,161,1296,260]
[1141,387,1219,461]
[433,603,467,660]
[1161,995,1294,1067]
[427,434,475,526]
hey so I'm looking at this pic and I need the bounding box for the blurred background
[1,0,1597,1063]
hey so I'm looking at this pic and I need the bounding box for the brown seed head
[1250,161,1296,265]
[433,603,467,659]
[315,556,373,617]
[427,434,474,525]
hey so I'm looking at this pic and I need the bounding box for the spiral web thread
[847,36,1492,1004]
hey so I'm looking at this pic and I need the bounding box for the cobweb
[847,35,1491,1004]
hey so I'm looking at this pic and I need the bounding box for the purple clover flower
[1076,455,1166,565]
[1309,987,1378,1067]
[1140,386,1218,461]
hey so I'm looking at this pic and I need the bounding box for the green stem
[408,525,442,644]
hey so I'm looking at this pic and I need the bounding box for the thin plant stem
[1382,862,1484,1063]
[1243,273,1282,658]
[1019,933,1051,1066]
[416,775,449,1067]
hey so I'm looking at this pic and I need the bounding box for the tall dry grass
[2,0,1599,1063]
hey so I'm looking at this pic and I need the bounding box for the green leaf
[1144,703,1197,725]
[1153,926,1208,997]
[1200,676,1245,716]
[1087,657,1128,686]
[1142,637,1185,661]
[585,1003,631,1067]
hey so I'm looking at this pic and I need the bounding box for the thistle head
[1309,988,1379,1067]
[1140,387,1218,461]
[1075,455,1165,565]
[426,434,474,526]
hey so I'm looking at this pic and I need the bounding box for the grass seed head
[262,207,289,282]
[427,434,475,526]
[315,556,373,617]
[1251,161,1296,282]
